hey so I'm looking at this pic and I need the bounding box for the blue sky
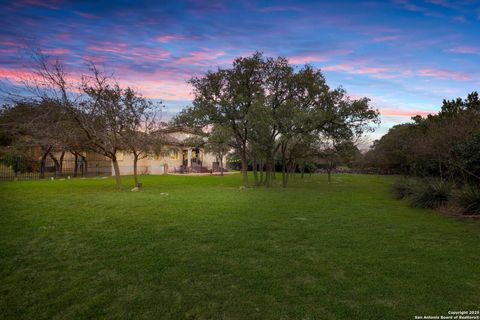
[0,0,479,141]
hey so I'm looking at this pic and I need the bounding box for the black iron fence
[0,157,112,181]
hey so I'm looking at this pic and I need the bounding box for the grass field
[0,173,479,319]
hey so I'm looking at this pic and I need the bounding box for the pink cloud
[379,107,434,117]
[0,48,18,54]
[56,33,72,41]
[14,0,61,10]
[88,42,129,54]
[173,49,225,66]
[323,63,390,76]
[75,12,100,19]
[446,46,480,54]
[0,68,35,81]
[43,48,70,55]
[289,49,351,64]
[156,35,185,42]
[87,43,171,62]
[394,0,443,17]
[417,68,471,81]
[81,55,109,63]
[372,35,399,42]
[0,41,22,47]
[289,55,329,64]
[129,47,171,62]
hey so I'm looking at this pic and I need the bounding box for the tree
[0,99,77,177]
[176,52,265,187]
[120,92,164,187]
[204,125,233,176]
[176,53,379,188]
[73,66,147,189]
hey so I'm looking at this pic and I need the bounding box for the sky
[0,0,479,142]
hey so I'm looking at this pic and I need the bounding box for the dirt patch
[436,205,480,219]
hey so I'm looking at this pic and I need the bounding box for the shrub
[407,179,452,209]
[392,177,418,199]
[454,185,480,215]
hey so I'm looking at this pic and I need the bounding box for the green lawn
[0,174,478,319]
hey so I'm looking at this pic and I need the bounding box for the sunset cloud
[173,49,226,66]
[417,68,471,81]
[446,46,480,54]
[156,35,186,42]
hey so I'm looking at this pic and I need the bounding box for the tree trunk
[133,153,139,187]
[259,160,264,185]
[73,152,78,177]
[264,160,270,187]
[301,162,305,179]
[219,155,224,176]
[290,161,296,180]
[59,151,65,175]
[281,160,287,188]
[253,157,259,186]
[111,157,123,189]
[281,143,288,188]
[48,153,61,178]
[240,146,248,187]
[39,147,51,179]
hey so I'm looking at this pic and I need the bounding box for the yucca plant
[407,179,452,209]
[454,185,480,215]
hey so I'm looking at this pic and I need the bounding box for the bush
[392,177,418,199]
[454,185,480,215]
[407,179,452,209]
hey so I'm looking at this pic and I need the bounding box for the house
[114,127,225,175]
[53,127,226,177]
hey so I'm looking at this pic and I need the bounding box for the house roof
[157,126,206,136]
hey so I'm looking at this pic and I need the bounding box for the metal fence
[0,157,112,181]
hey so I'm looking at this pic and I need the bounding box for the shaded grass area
[0,174,479,319]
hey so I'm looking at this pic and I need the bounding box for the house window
[116,152,124,161]
[169,149,179,160]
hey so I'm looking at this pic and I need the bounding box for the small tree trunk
[111,157,123,189]
[281,159,287,188]
[219,154,224,176]
[133,153,139,187]
[264,162,270,187]
[48,153,61,177]
[40,156,47,179]
[259,161,264,185]
[73,153,78,177]
[301,162,305,179]
[59,151,65,176]
[281,143,288,188]
[253,157,259,186]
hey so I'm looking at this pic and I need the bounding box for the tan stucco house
[55,128,226,177]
